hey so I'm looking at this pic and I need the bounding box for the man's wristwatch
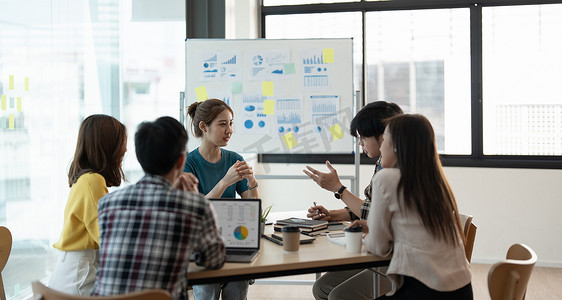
[334,185,346,199]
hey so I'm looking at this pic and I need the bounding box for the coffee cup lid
[344,225,363,232]
[282,226,301,232]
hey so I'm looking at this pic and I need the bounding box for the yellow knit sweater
[53,172,107,251]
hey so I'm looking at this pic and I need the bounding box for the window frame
[260,0,562,169]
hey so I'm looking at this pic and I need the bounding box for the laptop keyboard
[226,250,255,256]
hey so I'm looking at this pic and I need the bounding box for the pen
[313,202,320,216]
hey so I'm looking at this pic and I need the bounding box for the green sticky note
[17,97,22,112]
[262,81,274,96]
[9,114,14,130]
[284,63,296,75]
[282,132,297,149]
[264,100,275,115]
[195,86,209,102]
[0,117,6,129]
[1,95,6,110]
[323,48,334,63]
[9,75,14,90]
[231,82,243,94]
[9,97,14,109]
[25,77,29,91]
[329,124,344,140]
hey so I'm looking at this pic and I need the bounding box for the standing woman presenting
[49,115,127,295]
[361,114,472,299]
[185,98,258,300]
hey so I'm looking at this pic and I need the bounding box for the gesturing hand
[303,160,343,193]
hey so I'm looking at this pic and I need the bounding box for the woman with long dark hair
[49,115,127,295]
[361,114,472,299]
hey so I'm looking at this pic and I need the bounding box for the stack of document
[327,232,346,246]
[274,217,328,233]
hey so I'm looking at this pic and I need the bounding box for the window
[0,1,185,298]
[365,9,471,154]
[265,11,363,106]
[482,5,562,155]
[262,1,562,167]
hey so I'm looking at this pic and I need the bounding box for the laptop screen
[209,198,261,249]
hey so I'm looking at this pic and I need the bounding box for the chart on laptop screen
[212,200,260,248]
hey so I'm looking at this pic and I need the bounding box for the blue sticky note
[231,82,243,94]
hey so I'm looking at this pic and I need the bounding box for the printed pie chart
[234,226,249,240]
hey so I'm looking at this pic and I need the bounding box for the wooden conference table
[187,225,391,285]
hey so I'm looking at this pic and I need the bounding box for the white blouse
[363,168,471,295]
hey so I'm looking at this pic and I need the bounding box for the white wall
[254,162,562,267]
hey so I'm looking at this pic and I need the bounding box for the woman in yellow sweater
[49,114,127,295]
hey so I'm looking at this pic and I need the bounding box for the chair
[31,281,172,300]
[0,226,13,300]
[459,213,477,262]
[488,243,537,300]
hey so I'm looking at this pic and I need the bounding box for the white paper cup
[344,227,363,253]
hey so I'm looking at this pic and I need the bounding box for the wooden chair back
[459,214,477,262]
[488,243,537,300]
[31,281,172,300]
[0,226,13,300]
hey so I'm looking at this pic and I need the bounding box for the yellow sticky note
[264,100,275,115]
[1,95,6,110]
[329,124,344,141]
[262,81,274,96]
[17,97,22,112]
[9,114,14,130]
[323,48,334,63]
[195,86,209,102]
[9,75,14,90]
[282,132,297,149]
[25,77,29,91]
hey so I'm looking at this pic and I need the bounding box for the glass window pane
[365,9,471,154]
[483,5,562,155]
[0,0,185,298]
[265,12,363,112]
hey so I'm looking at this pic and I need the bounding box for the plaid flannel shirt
[92,174,225,300]
[358,156,383,220]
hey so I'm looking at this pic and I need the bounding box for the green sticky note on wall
[231,82,243,94]
[284,63,296,74]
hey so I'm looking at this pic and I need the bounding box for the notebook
[209,198,261,263]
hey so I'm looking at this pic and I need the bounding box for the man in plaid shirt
[92,116,226,300]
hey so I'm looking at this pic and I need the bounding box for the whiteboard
[185,38,354,154]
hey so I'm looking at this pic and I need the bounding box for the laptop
[209,198,261,263]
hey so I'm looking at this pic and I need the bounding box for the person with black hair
[361,114,472,299]
[303,101,403,300]
[92,116,226,300]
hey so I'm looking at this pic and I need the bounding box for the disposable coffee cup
[344,225,363,254]
[282,226,301,252]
